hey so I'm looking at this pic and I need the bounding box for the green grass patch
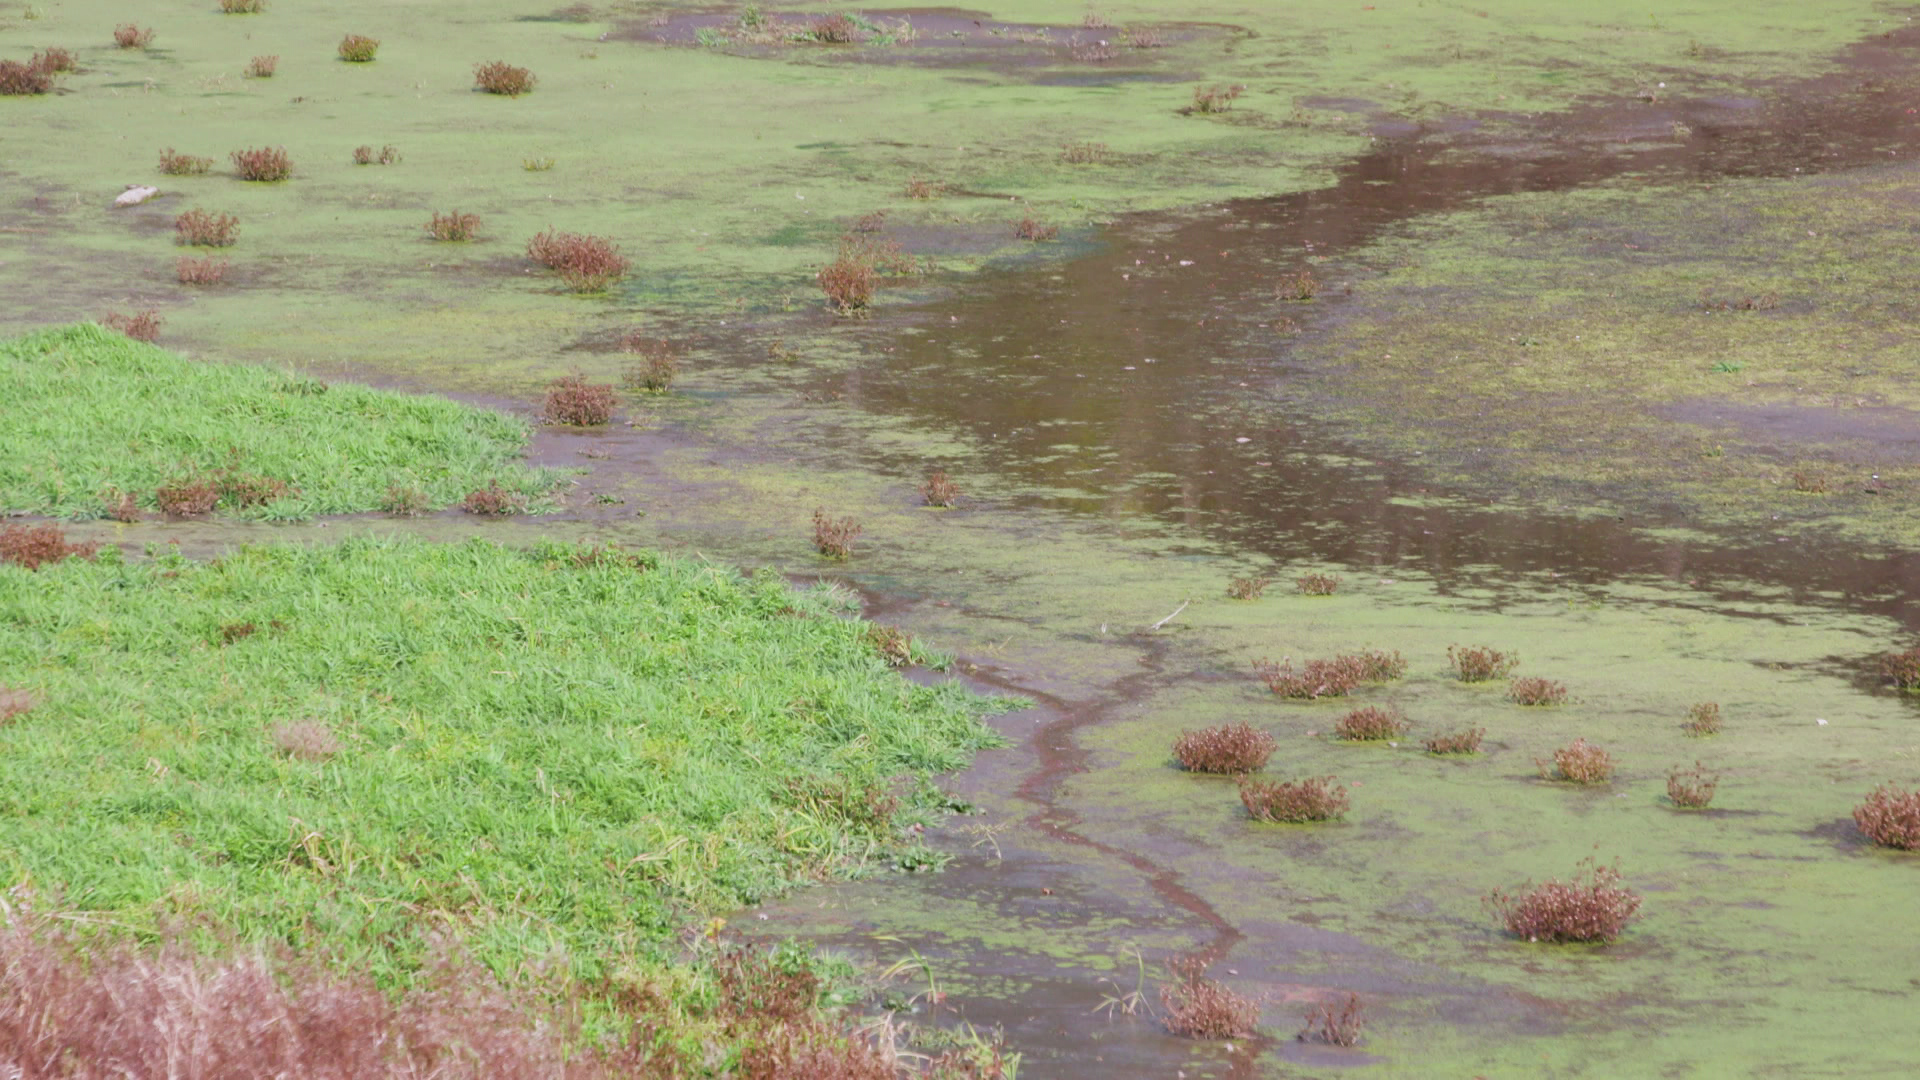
[0,324,565,520]
[0,535,1008,985]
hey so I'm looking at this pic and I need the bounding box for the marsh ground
[4,0,1920,1076]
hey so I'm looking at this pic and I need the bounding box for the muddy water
[696,24,1920,1080]
[776,24,1920,626]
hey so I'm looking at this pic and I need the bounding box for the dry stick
[1148,599,1191,632]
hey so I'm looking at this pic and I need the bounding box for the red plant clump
[176,256,229,285]
[526,229,630,292]
[113,23,156,49]
[0,524,100,570]
[1448,644,1517,682]
[246,54,278,78]
[1254,650,1404,699]
[920,470,960,508]
[175,208,239,247]
[1423,727,1484,755]
[427,210,480,241]
[620,334,677,392]
[1508,677,1568,706]
[33,47,79,73]
[1013,216,1059,242]
[1853,785,1920,850]
[0,687,36,724]
[1238,774,1348,822]
[351,144,399,166]
[1226,576,1271,600]
[158,148,214,175]
[1881,646,1920,690]
[1683,701,1722,736]
[102,310,163,342]
[1486,858,1643,943]
[812,509,861,559]
[542,374,618,425]
[867,624,913,667]
[231,146,292,182]
[153,476,219,516]
[474,60,537,96]
[338,33,380,62]
[1159,957,1259,1039]
[817,252,877,313]
[1667,762,1718,809]
[1538,738,1613,784]
[0,58,55,95]
[462,481,527,516]
[1334,705,1406,742]
[1172,722,1276,774]
[1295,572,1340,595]
[1298,993,1366,1047]
[810,13,860,42]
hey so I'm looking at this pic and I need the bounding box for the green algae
[1288,163,1920,549]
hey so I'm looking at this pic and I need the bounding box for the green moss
[0,324,565,519]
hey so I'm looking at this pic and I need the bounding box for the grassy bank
[0,324,564,519]
[0,534,1006,987]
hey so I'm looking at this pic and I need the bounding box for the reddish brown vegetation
[338,33,380,61]
[381,485,429,516]
[1334,705,1406,742]
[1508,677,1567,706]
[231,146,292,182]
[1013,216,1059,242]
[867,625,913,667]
[1227,576,1271,600]
[0,687,35,724]
[102,310,163,342]
[1881,646,1920,690]
[1683,701,1722,736]
[1853,785,1920,850]
[1298,994,1365,1047]
[1186,84,1241,113]
[1486,858,1643,943]
[903,177,941,200]
[543,374,618,425]
[246,54,278,78]
[1448,644,1517,682]
[220,0,266,13]
[33,47,78,73]
[175,208,239,247]
[1423,727,1484,755]
[527,229,631,292]
[1538,738,1613,784]
[920,470,959,508]
[1123,26,1164,48]
[427,210,480,241]
[105,490,141,522]
[474,60,536,96]
[1159,957,1259,1039]
[113,23,156,49]
[1254,650,1405,699]
[1238,775,1348,822]
[0,918,993,1080]
[0,524,99,570]
[1172,722,1276,774]
[158,148,214,175]
[810,14,860,42]
[352,144,399,165]
[1276,269,1321,301]
[620,334,677,392]
[812,510,861,559]
[818,251,877,314]
[154,476,218,516]
[0,58,55,95]
[1666,762,1718,808]
[176,256,229,285]
[1295,572,1339,595]
[1060,141,1111,164]
[462,481,527,516]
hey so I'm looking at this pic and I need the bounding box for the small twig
[1148,599,1190,632]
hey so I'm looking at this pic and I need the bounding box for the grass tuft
[474,60,536,96]
[230,146,291,182]
[1667,762,1718,808]
[1538,738,1613,784]
[1298,994,1366,1047]
[812,510,862,559]
[1423,727,1484,755]
[1508,677,1567,706]
[1159,957,1258,1039]
[426,210,480,241]
[1238,774,1348,822]
[1486,858,1642,943]
[1448,644,1517,682]
[338,34,379,62]
[175,209,238,247]
[1172,722,1275,774]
